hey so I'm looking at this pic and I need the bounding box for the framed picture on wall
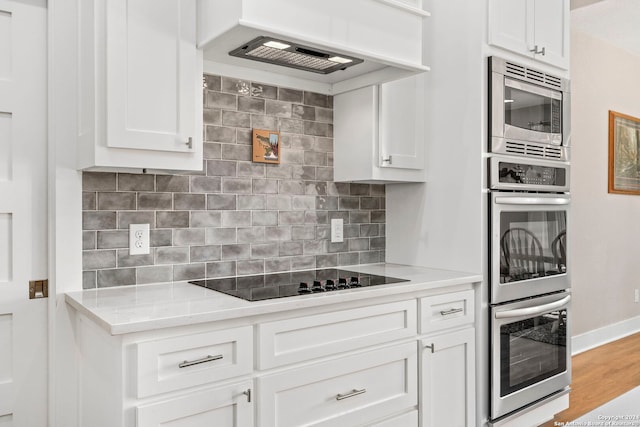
[609,110,640,195]
[252,129,280,164]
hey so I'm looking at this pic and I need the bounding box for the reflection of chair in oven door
[500,227,544,281]
[551,230,567,273]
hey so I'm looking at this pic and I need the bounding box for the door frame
[48,0,84,425]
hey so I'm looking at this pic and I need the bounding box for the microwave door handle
[495,295,571,319]
[494,196,570,206]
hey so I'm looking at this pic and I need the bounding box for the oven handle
[494,196,570,206]
[495,295,571,319]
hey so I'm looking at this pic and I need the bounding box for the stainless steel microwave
[489,56,571,162]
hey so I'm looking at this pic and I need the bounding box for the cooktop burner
[189,269,409,302]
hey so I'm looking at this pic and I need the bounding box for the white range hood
[197,0,430,94]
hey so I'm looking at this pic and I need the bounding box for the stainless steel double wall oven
[488,57,572,422]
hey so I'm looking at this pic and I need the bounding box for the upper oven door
[491,192,570,304]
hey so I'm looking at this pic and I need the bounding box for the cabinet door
[107,0,199,153]
[420,328,475,427]
[136,381,253,427]
[379,74,425,170]
[488,0,569,70]
[533,0,569,69]
[488,0,534,57]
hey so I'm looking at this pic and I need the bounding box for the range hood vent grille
[229,36,364,75]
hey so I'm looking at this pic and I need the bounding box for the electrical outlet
[129,224,150,255]
[635,289,639,303]
[331,218,343,243]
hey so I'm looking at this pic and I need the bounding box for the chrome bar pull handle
[336,388,367,400]
[440,307,463,316]
[425,343,435,353]
[178,354,223,369]
[540,46,546,56]
[495,295,571,319]
[185,137,193,149]
[530,45,539,53]
[243,389,252,403]
[382,156,392,164]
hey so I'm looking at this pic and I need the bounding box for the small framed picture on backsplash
[252,129,280,164]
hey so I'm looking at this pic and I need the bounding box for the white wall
[570,28,640,336]
[386,0,486,275]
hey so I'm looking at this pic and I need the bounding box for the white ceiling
[571,0,640,56]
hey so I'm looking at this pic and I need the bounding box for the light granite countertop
[65,263,483,335]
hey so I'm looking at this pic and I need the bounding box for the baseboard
[572,315,640,355]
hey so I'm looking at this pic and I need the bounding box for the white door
[0,0,49,425]
[421,328,475,427]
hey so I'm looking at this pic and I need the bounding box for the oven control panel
[489,157,569,192]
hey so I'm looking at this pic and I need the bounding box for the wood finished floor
[539,331,640,427]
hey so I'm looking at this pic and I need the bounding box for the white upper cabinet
[488,0,569,70]
[77,0,203,171]
[379,75,425,171]
[333,74,426,183]
[197,0,429,95]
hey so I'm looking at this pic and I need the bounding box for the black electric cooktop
[189,268,409,302]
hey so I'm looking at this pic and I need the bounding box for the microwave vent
[505,141,564,160]
[504,60,564,90]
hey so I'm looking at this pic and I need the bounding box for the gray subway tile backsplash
[156,175,189,193]
[83,211,117,230]
[156,247,189,265]
[97,230,128,249]
[118,173,155,192]
[83,231,96,250]
[138,193,173,210]
[137,265,173,284]
[97,268,136,287]
[83,172,116,191]
[81,74,385,287]
[156,211,189,229]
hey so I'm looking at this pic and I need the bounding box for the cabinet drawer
[135,326,252,398]
[419,290,474,334]
[257,342,418,427]
[257,300,416,369]
[137,380,253,427]
[368,410,418,426]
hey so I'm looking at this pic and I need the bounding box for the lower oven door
[491,291,571,420]
[491,192,570,304]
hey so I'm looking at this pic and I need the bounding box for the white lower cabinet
[136,380,253,427]
[368,410,419,426]
[257,342,417,427]
[72,283,477,427]
[420,328,476,427]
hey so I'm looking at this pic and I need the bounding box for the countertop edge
[65,264,483,335]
